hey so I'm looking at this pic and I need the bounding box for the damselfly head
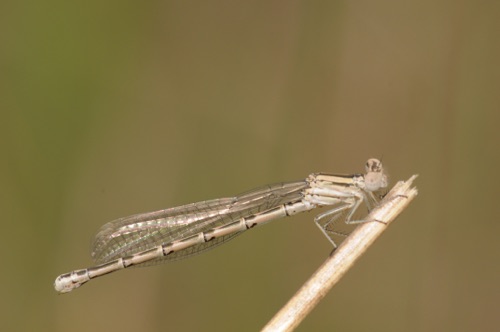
[364,158,388,192]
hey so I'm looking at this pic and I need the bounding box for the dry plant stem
[261,175,418,332]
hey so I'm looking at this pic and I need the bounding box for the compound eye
[365,158,382,173]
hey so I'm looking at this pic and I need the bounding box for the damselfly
[54,159,387,293]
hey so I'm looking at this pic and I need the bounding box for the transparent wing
[91,181,308,264]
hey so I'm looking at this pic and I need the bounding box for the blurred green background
[2,1,498,331]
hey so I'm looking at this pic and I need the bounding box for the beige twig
[261,175,418,332]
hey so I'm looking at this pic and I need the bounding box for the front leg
[309,188,376,247]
